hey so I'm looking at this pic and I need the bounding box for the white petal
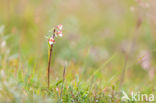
[49,41,53,45]
[59,33,63,37]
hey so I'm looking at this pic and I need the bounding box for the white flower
[1,41,6,48]
[48,37,55,45]
[56,31,63,37]
[58,32,63,37]
[56,24,63,30]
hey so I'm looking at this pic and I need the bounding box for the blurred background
[0,0,156,102]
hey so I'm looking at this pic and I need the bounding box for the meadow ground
[0,0,156,103]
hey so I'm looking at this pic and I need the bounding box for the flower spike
[47,24,64,88]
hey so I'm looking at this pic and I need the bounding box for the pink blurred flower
[56,87,59,91]
[148,68,155,80]
[138,50,151,71]
[136,0,150,8]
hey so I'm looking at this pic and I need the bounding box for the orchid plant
[47,24,63,88]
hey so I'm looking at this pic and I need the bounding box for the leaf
[56,80,63,86]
